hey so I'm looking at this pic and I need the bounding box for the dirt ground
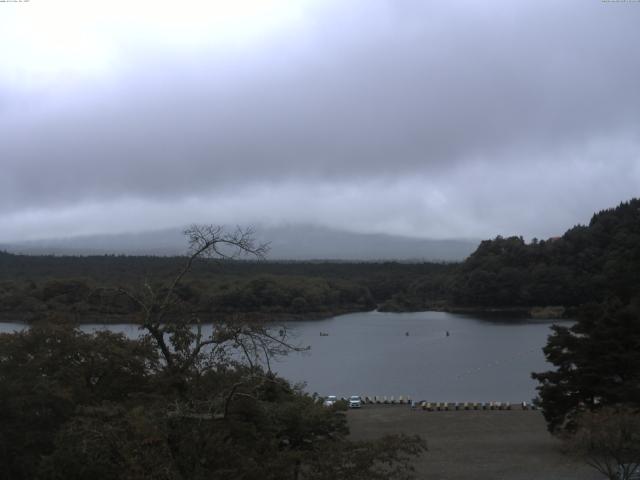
[347,404,602,480]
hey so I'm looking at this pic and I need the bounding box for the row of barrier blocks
[338,396,412,404]
[336,397,537,410]
[365,395,411,404]
[417,401,537,411]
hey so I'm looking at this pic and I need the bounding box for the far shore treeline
[1,198,639,323]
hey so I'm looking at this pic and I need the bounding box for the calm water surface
[0,310,567,402]
[270,310,568,402]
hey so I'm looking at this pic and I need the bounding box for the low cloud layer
[1,0,639,243]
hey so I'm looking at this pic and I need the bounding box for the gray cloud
[1,0,639,242]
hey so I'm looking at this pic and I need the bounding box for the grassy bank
[347,404,600,480]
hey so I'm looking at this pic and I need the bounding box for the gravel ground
[347,404,602,480]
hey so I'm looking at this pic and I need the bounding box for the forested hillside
[380,199,640,313]
[0,253,453,321]
[451,199,640,307]
[529,201,640,435]
[1,199,638,320]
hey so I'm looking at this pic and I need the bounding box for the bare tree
[118,225,303,378]
[565,407,640,480]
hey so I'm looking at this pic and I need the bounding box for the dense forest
[1,198,639,321]
[528,201,640,442]
[383,198,640,313]
[451,199,640,306]
[0,254,453,321]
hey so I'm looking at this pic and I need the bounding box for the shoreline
[0,304,570,324]
[381,304,568,319]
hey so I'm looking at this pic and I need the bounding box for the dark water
[270,310,567,403]
[0,310,567,403]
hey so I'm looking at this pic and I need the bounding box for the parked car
[348,395,362,408]
[323,395,338,407]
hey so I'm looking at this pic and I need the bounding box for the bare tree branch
[115,225,296,381]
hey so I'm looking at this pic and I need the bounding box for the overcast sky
[1,0,639,243]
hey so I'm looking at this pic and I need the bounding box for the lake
[0,310,566,403]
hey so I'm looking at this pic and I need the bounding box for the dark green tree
[532,299,640,433]
[0,324,158,479]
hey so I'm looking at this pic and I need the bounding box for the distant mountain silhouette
[255,225,477,261]
[2,225,478,261]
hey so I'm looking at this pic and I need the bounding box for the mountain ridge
[1,224,479,262]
